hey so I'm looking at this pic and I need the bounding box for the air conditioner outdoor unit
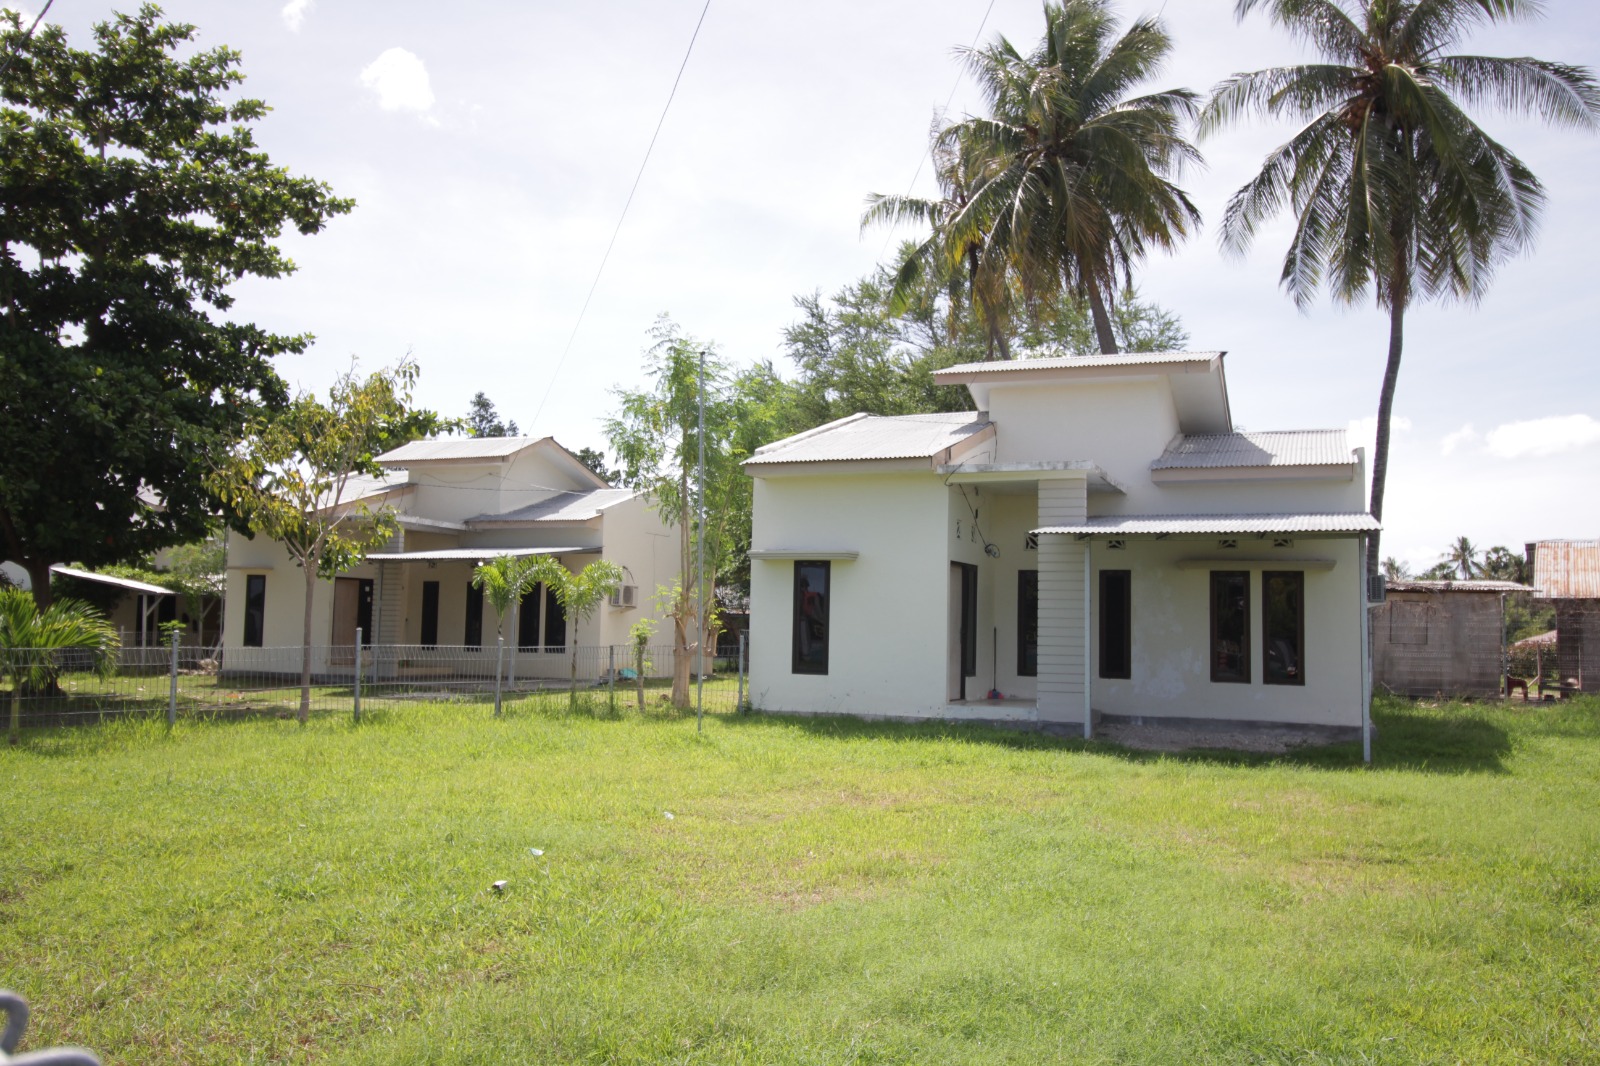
[609,585,637,609]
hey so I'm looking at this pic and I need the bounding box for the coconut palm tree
[530,557,623,713]
[944,0,1202,354]
[863,132,1019,360]
[1198,0,1600,577]
[472,553,542,716]
[0,588,119,744]
[1443,535,1481,580]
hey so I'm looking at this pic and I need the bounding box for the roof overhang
[937,461,1129,496]
[50,565,172,596]
[369,546,598,563]
[743,419,995,477]
[1035,513,1380,538]
[1150,464,1355,485]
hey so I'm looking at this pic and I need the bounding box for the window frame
[1099,569,1132,680]
[1209,570,1251,684]
[243,574,267,648]
[791,560,831,675]
[543,583,566,653]
[420,580,440,648]
[464,580,484,650]
[1017,569,1038,678]
[1262,570,1306,687]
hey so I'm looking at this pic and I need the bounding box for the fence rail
[2,635,750,731]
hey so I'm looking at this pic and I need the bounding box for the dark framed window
[243,575,266,647]
[1210,571,1250,684]
[792,560,830,675]
[1263,571,1305,686]
[1100,570,1132,679]
[420,580,440,647]
[1017,569,1038,678]
[464,581,484,649]
[518,588,539,650]
[543,584,566,652]
[357,578,374,638]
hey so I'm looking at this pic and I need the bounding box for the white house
[745,352,1377,740]
[221,437,677,679]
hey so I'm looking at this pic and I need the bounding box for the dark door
[952,562,978,700]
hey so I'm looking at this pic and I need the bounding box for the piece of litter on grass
[663,811,675,820]
[491,880,508,894]
[528,848,543,857]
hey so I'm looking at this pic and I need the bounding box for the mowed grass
[3,695,1598,1065]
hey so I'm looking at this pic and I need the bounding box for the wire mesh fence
[2,637,750,731]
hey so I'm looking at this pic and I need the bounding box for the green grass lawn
[3,695,1597,1065]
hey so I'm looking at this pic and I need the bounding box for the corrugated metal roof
[1512,629,1558,649]
[1151,430,1352,469]
[371,546,595,562]
[50,565,172,595]
[1385,579,1531,593]
[1531,539,1600,598]
[470,488,636,525]
[377,436,545,465]
[936,351,1222,378]
[1034,513,1380,535]
[748,413,992,465]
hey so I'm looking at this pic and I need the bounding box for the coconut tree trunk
[569,645,578,714]
[299,564,316,723]
[1085,279,1119,355]
[1366,293,1407,579]
[8,679,19,745]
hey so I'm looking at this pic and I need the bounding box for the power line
[877,0,1000,261]
[529,0,714,431]
[0,0,56,81]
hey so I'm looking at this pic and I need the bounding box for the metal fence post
[737,630,746,714]
[494,635,504,718]
[608,645,616,713]
[167,631,179,728]
[353,627,363,723]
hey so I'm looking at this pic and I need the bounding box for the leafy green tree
[942,0,1202,353]
[0,587,118,744]
[573,447,620,485]
[465,392,519,437]
[0,6,353,606]
[605,319,745,708]
[209,360,442,722]
[529,556,623,713]
[471,553,542,716]
[1198,0,1600,577]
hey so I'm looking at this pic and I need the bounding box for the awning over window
[1034,513,1379,537]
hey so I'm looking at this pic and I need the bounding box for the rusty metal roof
[1385,579,1531,594]
[1151,430,1353,469]
[1531,539,1600,599]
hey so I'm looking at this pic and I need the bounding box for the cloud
[360,48,435,114]
[281,0,314,32]
[1346,415,1413,457]
[1440,424,1478,456]
[1485,414,1600,459]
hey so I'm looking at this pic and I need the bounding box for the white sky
[23,0,1600,573]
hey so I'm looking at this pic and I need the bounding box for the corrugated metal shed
[935,351,1222,377]
[377,436,545,465]
[1151,430,1352,469]
[1531,539,1600,599]
[471,488,636,525]
[1385,579,1531,594]
[748,413,992,465]
[1034,513,1380,535]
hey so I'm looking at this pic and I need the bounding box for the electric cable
[528,0,714,432]
[0,0,56,81]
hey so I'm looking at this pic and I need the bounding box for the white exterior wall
[1087,536,1365,727]
[988,380,1179,491]
[593,494,677,648]
[749,473,950,716]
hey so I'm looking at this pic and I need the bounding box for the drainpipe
[1359,534,1372,765]
[1083,542,1092,740]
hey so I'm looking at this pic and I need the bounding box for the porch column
[373,558,404,680]
[1036,476,1088,727]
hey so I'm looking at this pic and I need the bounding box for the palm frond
[1432,54,1600,127]
[1232,0,1370,62]
[1397,0,1543,58]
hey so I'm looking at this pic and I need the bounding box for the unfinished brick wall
[1554,600,1599,690]
[1372,591,1504,698]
